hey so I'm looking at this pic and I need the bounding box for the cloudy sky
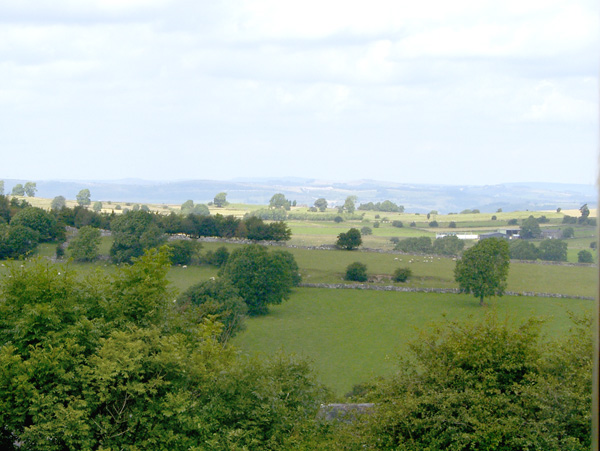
[1,0,597,185]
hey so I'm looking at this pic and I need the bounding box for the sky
[0,0,598,186]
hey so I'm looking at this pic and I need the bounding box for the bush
[590,241,597,249]
[433,235,465,256]
[409,221,416,227]
[395,237,432,253]
[392,267,412,282]
[360,226,373,236]
[373,221,380,228]
[336,228,362,250]
[428,220,439,228]
[345,262,368,282]
[392,220,403,228]
[204,246,230,267]
[578,250,594,263]
[507,218,518,225]
[390,237,400,244]
[510,240,539,260]
[448,221,456,228]
[538,239,568,262]
[333,216,343,223]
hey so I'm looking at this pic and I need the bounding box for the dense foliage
[219,244,301,315]
[336,228,362,250]
[0,249,327,450]
[344,262,368,282]
[323,314,592,450]
[454,238,510,305]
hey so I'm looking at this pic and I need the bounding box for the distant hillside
[2,178,596,214]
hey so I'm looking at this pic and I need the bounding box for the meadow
[5,197,598,397]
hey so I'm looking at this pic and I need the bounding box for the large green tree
[454,237,510,305]
[314,198,328,212]
[219,244,301,315]
[11,184,25,196]
[109,210,166,263]
[269,193,291,210]
[336,228,362,250]
[68,226,101,262]
[10,207,59,242]
[51,195,66,211]
[538,239,568,262]
[23,182,37,197]
[520,215,541,239]
[76,188,91,207]
[213,192,228,207]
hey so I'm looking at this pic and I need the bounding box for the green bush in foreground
[307,314,592,450]
[0,249,326,450]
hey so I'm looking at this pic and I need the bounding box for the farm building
[435,232,478,240]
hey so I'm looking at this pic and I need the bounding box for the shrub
[538,239,568,262]
[578,250,594,263]
[409,222,416,227]
[491,215,497,220]
[448,221,456,228]
[392,220,403,228]
[590,241,597,249]
[392,267,412,282]
[507,218,518,225]
[428,220,439,228]
[360,226,373,236]
[333,216,343,223]
[345,262,368,282]
[390,237,400,244]
[373,221,380,228]
[395,237,432,253]
[336,228,362,250]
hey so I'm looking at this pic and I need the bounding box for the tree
[314,198,328,212]
[509,239,539,260]
[578,249,593,263]
[432,235,464,256]
[561,226,575,238]
[538,239,568,262]
[0,223,41,259]
[76,189,91,207]
[51,195,67,211]
[11,183,25,196]
[0,180,3,196]
[395,236,432,253]
[578,203,590,224]
[68,226,101,261]
[520,215,541,239]
[344,262,368,282]
[219,244,301,315]
[179,278,248,342]
[181,200,210,216]
[336,228,362,250]
[213,192,228,207]
[24,182,37,197]
[166,239,201,265]
[10,207,59,242]
[92,201,103,212]
[109,210,166,263]
[204,245,230,267]
[360,226,372,236]
[342,196,357,214]
[454,237,510,305]
[269,193,291,210]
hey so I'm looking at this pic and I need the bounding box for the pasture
[233,288,594,396]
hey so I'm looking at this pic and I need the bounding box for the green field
[233,288,594,396]
[5,199,598,399]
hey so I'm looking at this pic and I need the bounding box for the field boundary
[298,283,594,301]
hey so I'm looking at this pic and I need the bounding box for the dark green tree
[509,239,539,260]
[179,278,247,342]
[68,226,101,262]
[10,207,59,242]
[344,262,368,282]
[538,239,568,262]
[0,223,40,259]
[204,245,230,267]
[109,210,166,264]
[166,239,202,265]
[578,203,590,224]
[454,237,510,305]
[520,215,542,239]
[76,188,91,207]
[314,198,328,212]
[577,249,593,263]
[561,227,575,238]
[395,236,432,253]
[219,244,301,315]
[336,228,362,250]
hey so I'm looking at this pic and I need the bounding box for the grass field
[233,287,594,396]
